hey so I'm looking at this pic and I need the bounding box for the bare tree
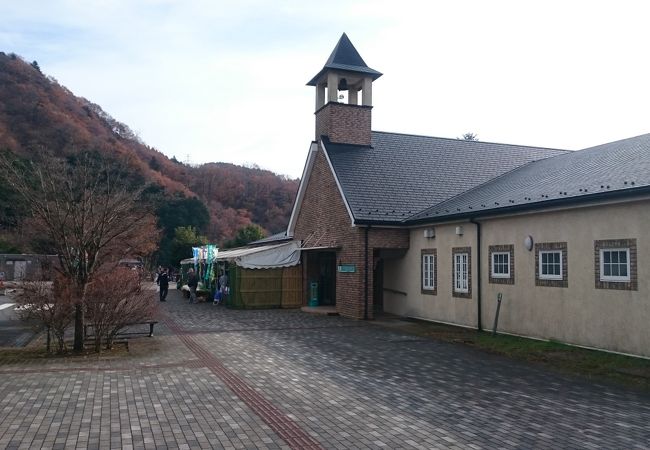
[460,132,479,141]
[0,151,159,351]
[85,268,157,352]
[14,275,75,353]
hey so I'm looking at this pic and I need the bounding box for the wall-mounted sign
[337,264,356,273]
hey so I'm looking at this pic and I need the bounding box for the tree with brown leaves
[0,151,159,352]
[85,268,157,352]
[14,275,75,353]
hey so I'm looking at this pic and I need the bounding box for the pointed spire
[307,33,382,86]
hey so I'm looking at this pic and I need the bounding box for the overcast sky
[2,0,649,178]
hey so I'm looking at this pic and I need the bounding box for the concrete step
[300,306,339,316]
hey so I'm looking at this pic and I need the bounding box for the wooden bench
[84,337,130,351]
[84,320,158,338]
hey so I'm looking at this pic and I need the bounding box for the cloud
[1,0,650,177]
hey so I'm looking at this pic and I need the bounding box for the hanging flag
[192,247,199,272]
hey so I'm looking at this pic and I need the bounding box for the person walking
[156,268,169,302]
[187,268,198,304]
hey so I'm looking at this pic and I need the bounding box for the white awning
[217,241,301,269]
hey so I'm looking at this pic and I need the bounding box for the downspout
[364,225,370,320]
[470,218,482,331]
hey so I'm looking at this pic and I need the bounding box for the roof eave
[405,187,650,225]
[353,218,406,227]
[320,138,357,226]
[307,66,383,86]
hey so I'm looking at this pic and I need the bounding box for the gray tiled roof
[409,133,650,223]
[249,231,291,246]
[324,133,567,224]
[307,33,382,86]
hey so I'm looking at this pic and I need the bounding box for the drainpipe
[470,218,482,331]
[364,225,370,320]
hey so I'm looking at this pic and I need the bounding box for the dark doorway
[318,252,336,305]
[306,251,336,306]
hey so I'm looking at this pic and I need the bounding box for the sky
[2,0,649,179]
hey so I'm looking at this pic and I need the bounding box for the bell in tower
[308,33,382,146]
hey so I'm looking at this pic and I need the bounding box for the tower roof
[307,33,382,86]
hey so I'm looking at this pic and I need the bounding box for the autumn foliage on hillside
[0,52,298,246]
[191,163,297,241]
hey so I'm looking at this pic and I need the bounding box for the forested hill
[0,52,298,249]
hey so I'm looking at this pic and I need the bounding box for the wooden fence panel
[238,268,282,308]
[282,265,303,308]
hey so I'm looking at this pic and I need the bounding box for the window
[539,250,562,280]
[491,252,510,278]
[454,252,469,293]
[600,248,630,281]
[534,242,568,288]
[452,247,471,298]
[422,255,435,289]
[595,239,637,290]
[488,244,514,285]
[421,249,436,295]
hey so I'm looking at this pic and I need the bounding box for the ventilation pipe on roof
[470,218,483,331]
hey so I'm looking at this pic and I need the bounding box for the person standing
[156,268,169,302]
[219,270,228,299]
[187,268,198,304]
[214,270,228,306]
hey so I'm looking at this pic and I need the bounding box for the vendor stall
[178,241,302,308]
[217,242,302,309]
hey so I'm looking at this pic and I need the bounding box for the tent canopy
[220,241,300,269]
[181,242,301,269]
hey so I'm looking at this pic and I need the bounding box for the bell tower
[307,33,382,146]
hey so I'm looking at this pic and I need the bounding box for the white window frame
[422,254,435,291]
[491,252,510,279]
[599,248,631,282]
[454,252,469,293]
[539,250,562,280]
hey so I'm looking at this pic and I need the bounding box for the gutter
[406,186,650,226]
[469,218,482,331]
[364,225,370,320]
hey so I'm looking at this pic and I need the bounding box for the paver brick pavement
[0,285,649,449]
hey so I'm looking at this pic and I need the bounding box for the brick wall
[294,146,408,319]
[315,102,372,146]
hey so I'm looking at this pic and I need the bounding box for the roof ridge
[371,130,570,153]
[578,132,650,151]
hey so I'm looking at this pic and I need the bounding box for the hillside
[0,52,298,248]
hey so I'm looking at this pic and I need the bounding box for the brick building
[283,33,650,358]
[287,33,561,320]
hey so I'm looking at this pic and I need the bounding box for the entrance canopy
[216,241,301,269]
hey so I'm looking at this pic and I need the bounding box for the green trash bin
[309,282,318,306]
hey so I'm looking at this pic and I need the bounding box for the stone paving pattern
[0,286,649,449]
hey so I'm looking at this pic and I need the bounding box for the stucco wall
[385,199,650,357]
[384,223,478,327]
[480,200,650,357]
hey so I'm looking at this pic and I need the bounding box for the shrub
[85,268,157,352]
[14,275,75,353]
